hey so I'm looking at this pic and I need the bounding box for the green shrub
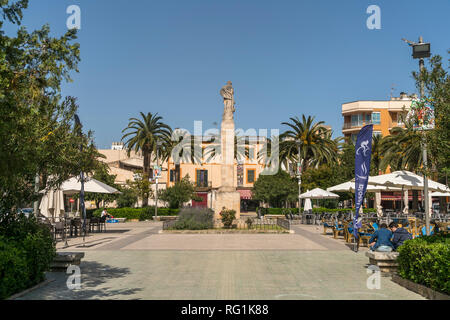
[93,207,180,220]
[0,216,55,300]
[397,234,450,295]
[170,208,214,230]
[220,209,236,228]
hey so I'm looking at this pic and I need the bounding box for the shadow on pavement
[17,261,142,300]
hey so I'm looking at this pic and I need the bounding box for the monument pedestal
[213,81,241,220]
[214,190,241,220]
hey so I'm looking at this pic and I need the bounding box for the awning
[238,189,253,200]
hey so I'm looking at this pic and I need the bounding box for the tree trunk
[142,149,151,207]
[412,190,419,212]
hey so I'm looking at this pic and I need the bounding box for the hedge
[397,234,450,295]
[93,207,180,220]
[0,216,56,300]
[257,207,376,215]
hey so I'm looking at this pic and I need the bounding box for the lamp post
[296,140,302,212]
[155,140,163,219]
[402,36,432,235]
[74,115,87,245]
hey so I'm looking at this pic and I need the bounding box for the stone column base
[214,191,241,220]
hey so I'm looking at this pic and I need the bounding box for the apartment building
[342,92,414,142]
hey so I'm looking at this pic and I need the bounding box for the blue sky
[5,0,450,148]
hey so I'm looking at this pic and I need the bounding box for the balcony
[343,121,373,131]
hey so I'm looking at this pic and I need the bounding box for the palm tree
[279,115,339,174]
[379,126,422,173]
[121,112,172,206]
[379,125,425,212]
[371,134,383,176]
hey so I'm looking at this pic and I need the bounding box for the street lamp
[402,36,432,235]
[74,114,87,246]
[296,140,302,213]
[155,139,163,219]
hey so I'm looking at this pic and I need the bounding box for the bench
[365,251,399,273]
[50,252,85,271]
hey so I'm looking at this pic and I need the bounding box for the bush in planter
[397,234,450,295]
[0,215,56,299]
[171,208,214,230]
[220,209,236,228]
[93,207,181,220]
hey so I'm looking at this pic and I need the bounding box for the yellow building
[342,92,414,142]
[98,137,271,211]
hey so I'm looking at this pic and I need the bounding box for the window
[196,170,208,187]
[365,114,372,123]
[247,169,256,184]
[170,165,181,182]
[351,114,363,127]
[372,112,381,125]
[373,131,382,138]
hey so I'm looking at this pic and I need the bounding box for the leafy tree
[252,170,298,208]
[116,187,138,208]
[412,52,450,183]
[121,112,172,206]
[126,172,153,207]
[84,164,118,209]
[0,0,101,216]
[158,175,200,209]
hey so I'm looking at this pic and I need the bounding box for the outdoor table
[305,214,314,225]
[69,219,81,237]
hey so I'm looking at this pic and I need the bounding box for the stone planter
[391,274,450,300]
[365,251,399,273]
[50,252,85,272]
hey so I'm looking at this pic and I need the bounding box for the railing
[196,181,212,188]
[343,121,373,130]
[163,217,292,231]
[163,219,178,230]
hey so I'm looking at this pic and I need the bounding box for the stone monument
[214,81,241,219]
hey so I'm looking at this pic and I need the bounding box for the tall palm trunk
[142,148,151,207]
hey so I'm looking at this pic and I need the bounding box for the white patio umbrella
[327,181,402,193]
[431,192,450,197]
[59,177,121,195]
[303,198,313,212]
[300,188,339,199]
[39,189,65,220]
[368,171,450,192]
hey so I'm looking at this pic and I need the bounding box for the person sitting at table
[389,222,412,250]
[369,223,394,252]
[101,209,111,219]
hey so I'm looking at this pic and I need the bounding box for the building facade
[98,137,273,211]
[342,92,414,142]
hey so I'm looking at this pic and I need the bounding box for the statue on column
[220,81,236,121]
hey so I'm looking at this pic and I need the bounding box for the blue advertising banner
[354,125,374,240]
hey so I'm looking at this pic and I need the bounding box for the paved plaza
[16,222,424,300]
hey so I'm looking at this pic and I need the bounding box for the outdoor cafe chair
[332,221,345,239]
